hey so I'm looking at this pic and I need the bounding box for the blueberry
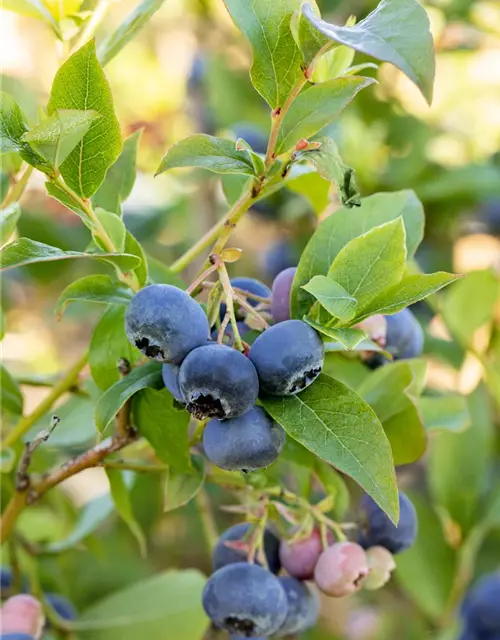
[46,593,77,621]
[386,309,424,359]
[358,491,417,554]
[179,344,259,419]
[279,529,327,581]
[314,542,369,598]
[203,406,285,471]
[187,54,206,93]
[161,363,184,403]
[275,577,319,636]
[1,635,37,640]
[249,320,324,396]
[462,573,500,633]
[271,267,296,323]
[125,284,209,364]
[1,566,12,591]
[232,123,268,155]
[262,241,298,280]
[212,523,281,574]
[202,563,287,637]
[220,278,271,322]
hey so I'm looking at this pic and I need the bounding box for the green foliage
[276,77,375,154]
[98,0,169,67]
[0,203,21,244]
[3,0,62,36]
[261,373,399,523]
[93,130,141,215]
[156,134,257,177]
[106,469,146,555]
[301,276,357,322]
[291,190,425,319]
[95,361,163,433]
[0,238,141,272]
[133,388,192,472]
[222,0,303,109]
[55,275,133,318]
[302,0,435,103]
[47,40,122,198]
[163,457,205,512]
[0,364,24,416]
[89,306,141,391]
[78,570,207,640]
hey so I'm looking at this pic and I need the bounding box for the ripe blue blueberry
[275,577,319,637]
[385,309,424,359]
[203,406,285,471]
[249,320,324,396]
[461,573,500,635]
[271,267,297,323]
[1,566,12,592]
[161,363,184,404]
[45,593,77,621]
[202,563,287,637]
[212,523,281,574]
[125,284,209,364]
[179,344,258,419]
[232,123,268,155]
[358,491,417,554]
[262,240,298,280]
[1,635,37,640]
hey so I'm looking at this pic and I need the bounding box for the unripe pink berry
[363,546,396,591]
[279,529,324,580]
[314,542,369,598]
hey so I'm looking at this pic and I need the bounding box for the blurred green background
[1,0,500,639]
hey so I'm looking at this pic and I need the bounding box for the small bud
[295,138,309,151]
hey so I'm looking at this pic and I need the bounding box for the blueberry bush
[1,0,500,639]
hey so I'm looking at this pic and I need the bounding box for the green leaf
[125,231,148,287]
[314,459,349,519]
[147,256,184,287]
[355,272,460,323]
[55,274,133,318]
[306,319,366,349]
[2,0,62,34]
[163,457,205,512]
[0,238,141,273]
[419,395,471,433]
[427,386,493,536]
[47,40,122,198]
[1,364,23,415]
[133,388,192,472]
[291,190,424,320]
[442,269,500,346]
[79,570,207,640]
[261,373,398,522]
[357,360,427,465]
[0,448,15,474]
[98,0,168,67]
[313,43,356,82]
[301,276,357,322]
[327,218,406,311]
[94,361,163,433]
[22,109,101,169]
[322,352,370,390]
[222,0,303,109]
[89,306,141,391]
[93,208,126,252]
[302,0,435,104]
[106,469,146,556]
[395,494,457,621]
[0,92,49,170]
[45,181,88,220]
[290,1,329,66]
[1,203,21,245]
[276,76,375,154]
[156,134,256,177]
[43,492,115,553]
[41,0,83,20]
[285,170,330,215]
[93,130,141,215]
[296,136,360,207]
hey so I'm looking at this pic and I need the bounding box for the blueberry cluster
[203,523,319,638]
[203,492,417,638]
[460,573,500,640]
[125,269,323,472]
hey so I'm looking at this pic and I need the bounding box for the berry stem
[217,312,231,344]
[1,164,34,208]
[233,292,270,330]
[195,489,219,556]
[217,263,244,351]
[187,263,218,295]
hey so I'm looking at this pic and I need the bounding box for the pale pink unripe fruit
[279,529,324,580]
[314,542,369,597]
[363,546,396,591]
